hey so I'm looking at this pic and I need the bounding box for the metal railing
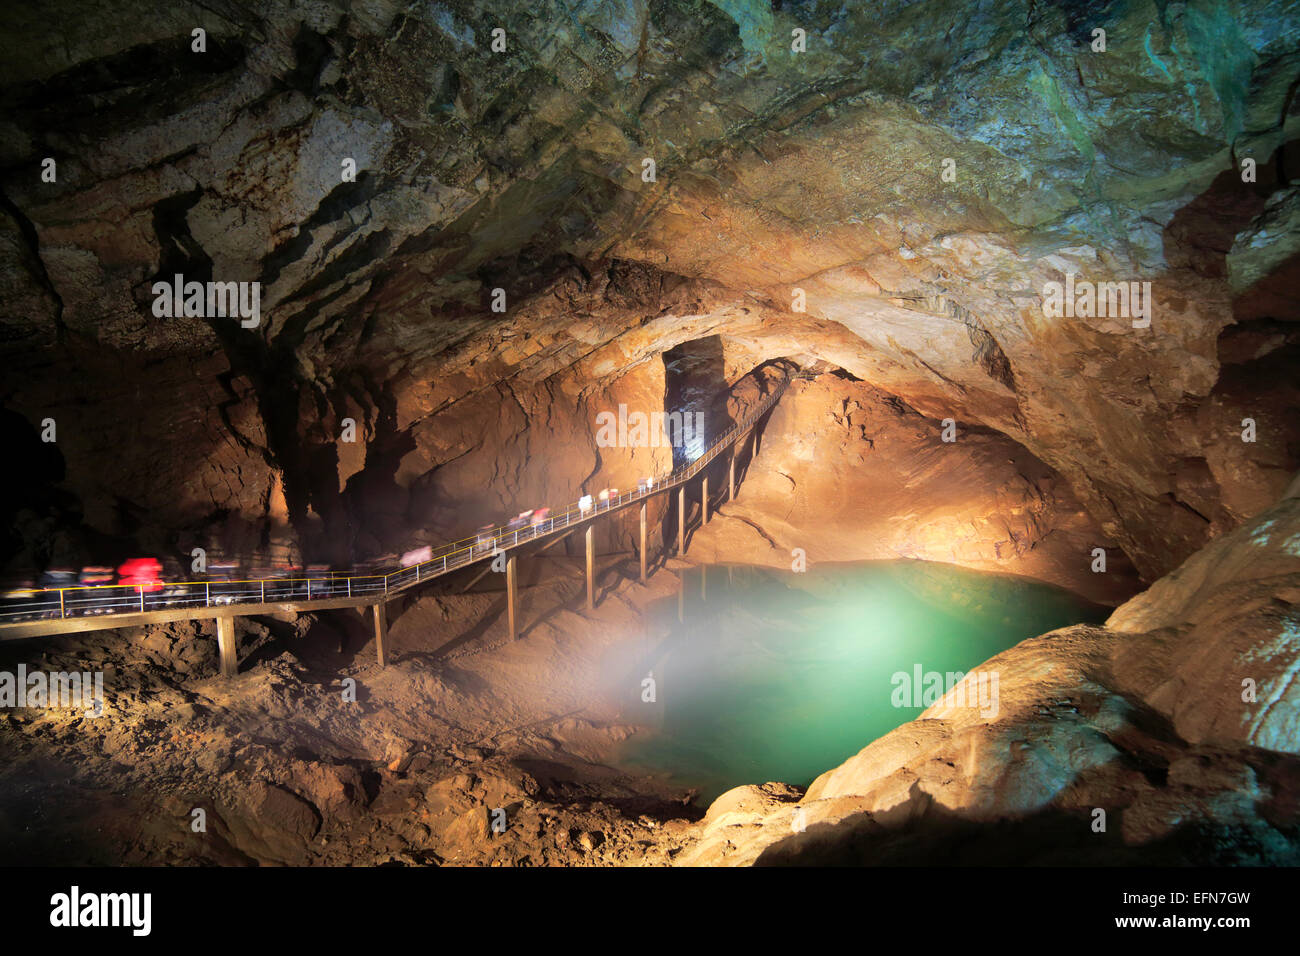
[0,381,787,625]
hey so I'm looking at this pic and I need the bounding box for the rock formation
[0,0,1297,867]
[3,0,1298,579]
[681,480,1300,866]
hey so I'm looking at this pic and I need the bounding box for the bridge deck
[0,382,786,642]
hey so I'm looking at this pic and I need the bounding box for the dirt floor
[0,550,714,866]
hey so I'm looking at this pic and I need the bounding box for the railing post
[0,385,784,630]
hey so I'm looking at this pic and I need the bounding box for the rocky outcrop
[685,373,1142,605]
[1,0,1297,582]
[0,553,704,866]
[679,478,1300,866]
[0,0,1298,870]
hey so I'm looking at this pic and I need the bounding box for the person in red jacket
[117,558,164,593]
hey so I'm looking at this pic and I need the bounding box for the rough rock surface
[679,482,1300,866]
[0,554,704,866]
[686,373,1142,605]
[0,1,1298,868]
[1,0,1298,582]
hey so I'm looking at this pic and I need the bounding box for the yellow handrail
[5,380,789,618]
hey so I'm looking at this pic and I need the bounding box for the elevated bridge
[0,381,788,676]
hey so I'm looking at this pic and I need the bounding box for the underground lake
[613,560,1111,803]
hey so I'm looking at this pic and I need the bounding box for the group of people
[0,559,344,621]
[465,478,658,557]
[5,475,667,620]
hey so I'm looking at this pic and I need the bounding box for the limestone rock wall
[1,0,1298,581]
[686,374,1143,605]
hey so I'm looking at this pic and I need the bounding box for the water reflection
[613,561,1108,803]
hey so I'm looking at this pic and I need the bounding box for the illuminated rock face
[1,0,1297,580]
[686,373,1143,606]
[0,1,1297,868]
[681,484,1300,867]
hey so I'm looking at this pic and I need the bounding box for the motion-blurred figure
[401,546,432,567]
[117,558,164,592]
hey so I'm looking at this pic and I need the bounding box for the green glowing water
[616,561,1108,803]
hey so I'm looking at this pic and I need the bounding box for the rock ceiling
[1,0,1298,579]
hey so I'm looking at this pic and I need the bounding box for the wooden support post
[373,601,388,667]
[506,553,518,640]
[585,525,595,610]
[639,502,647,583]
[752,430,758,460]
[216,614,237,678]
[678,487,686,555]
[702,474,709,525]
[729,453,735,501]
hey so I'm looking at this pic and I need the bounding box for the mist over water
[615,561,1108,803]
